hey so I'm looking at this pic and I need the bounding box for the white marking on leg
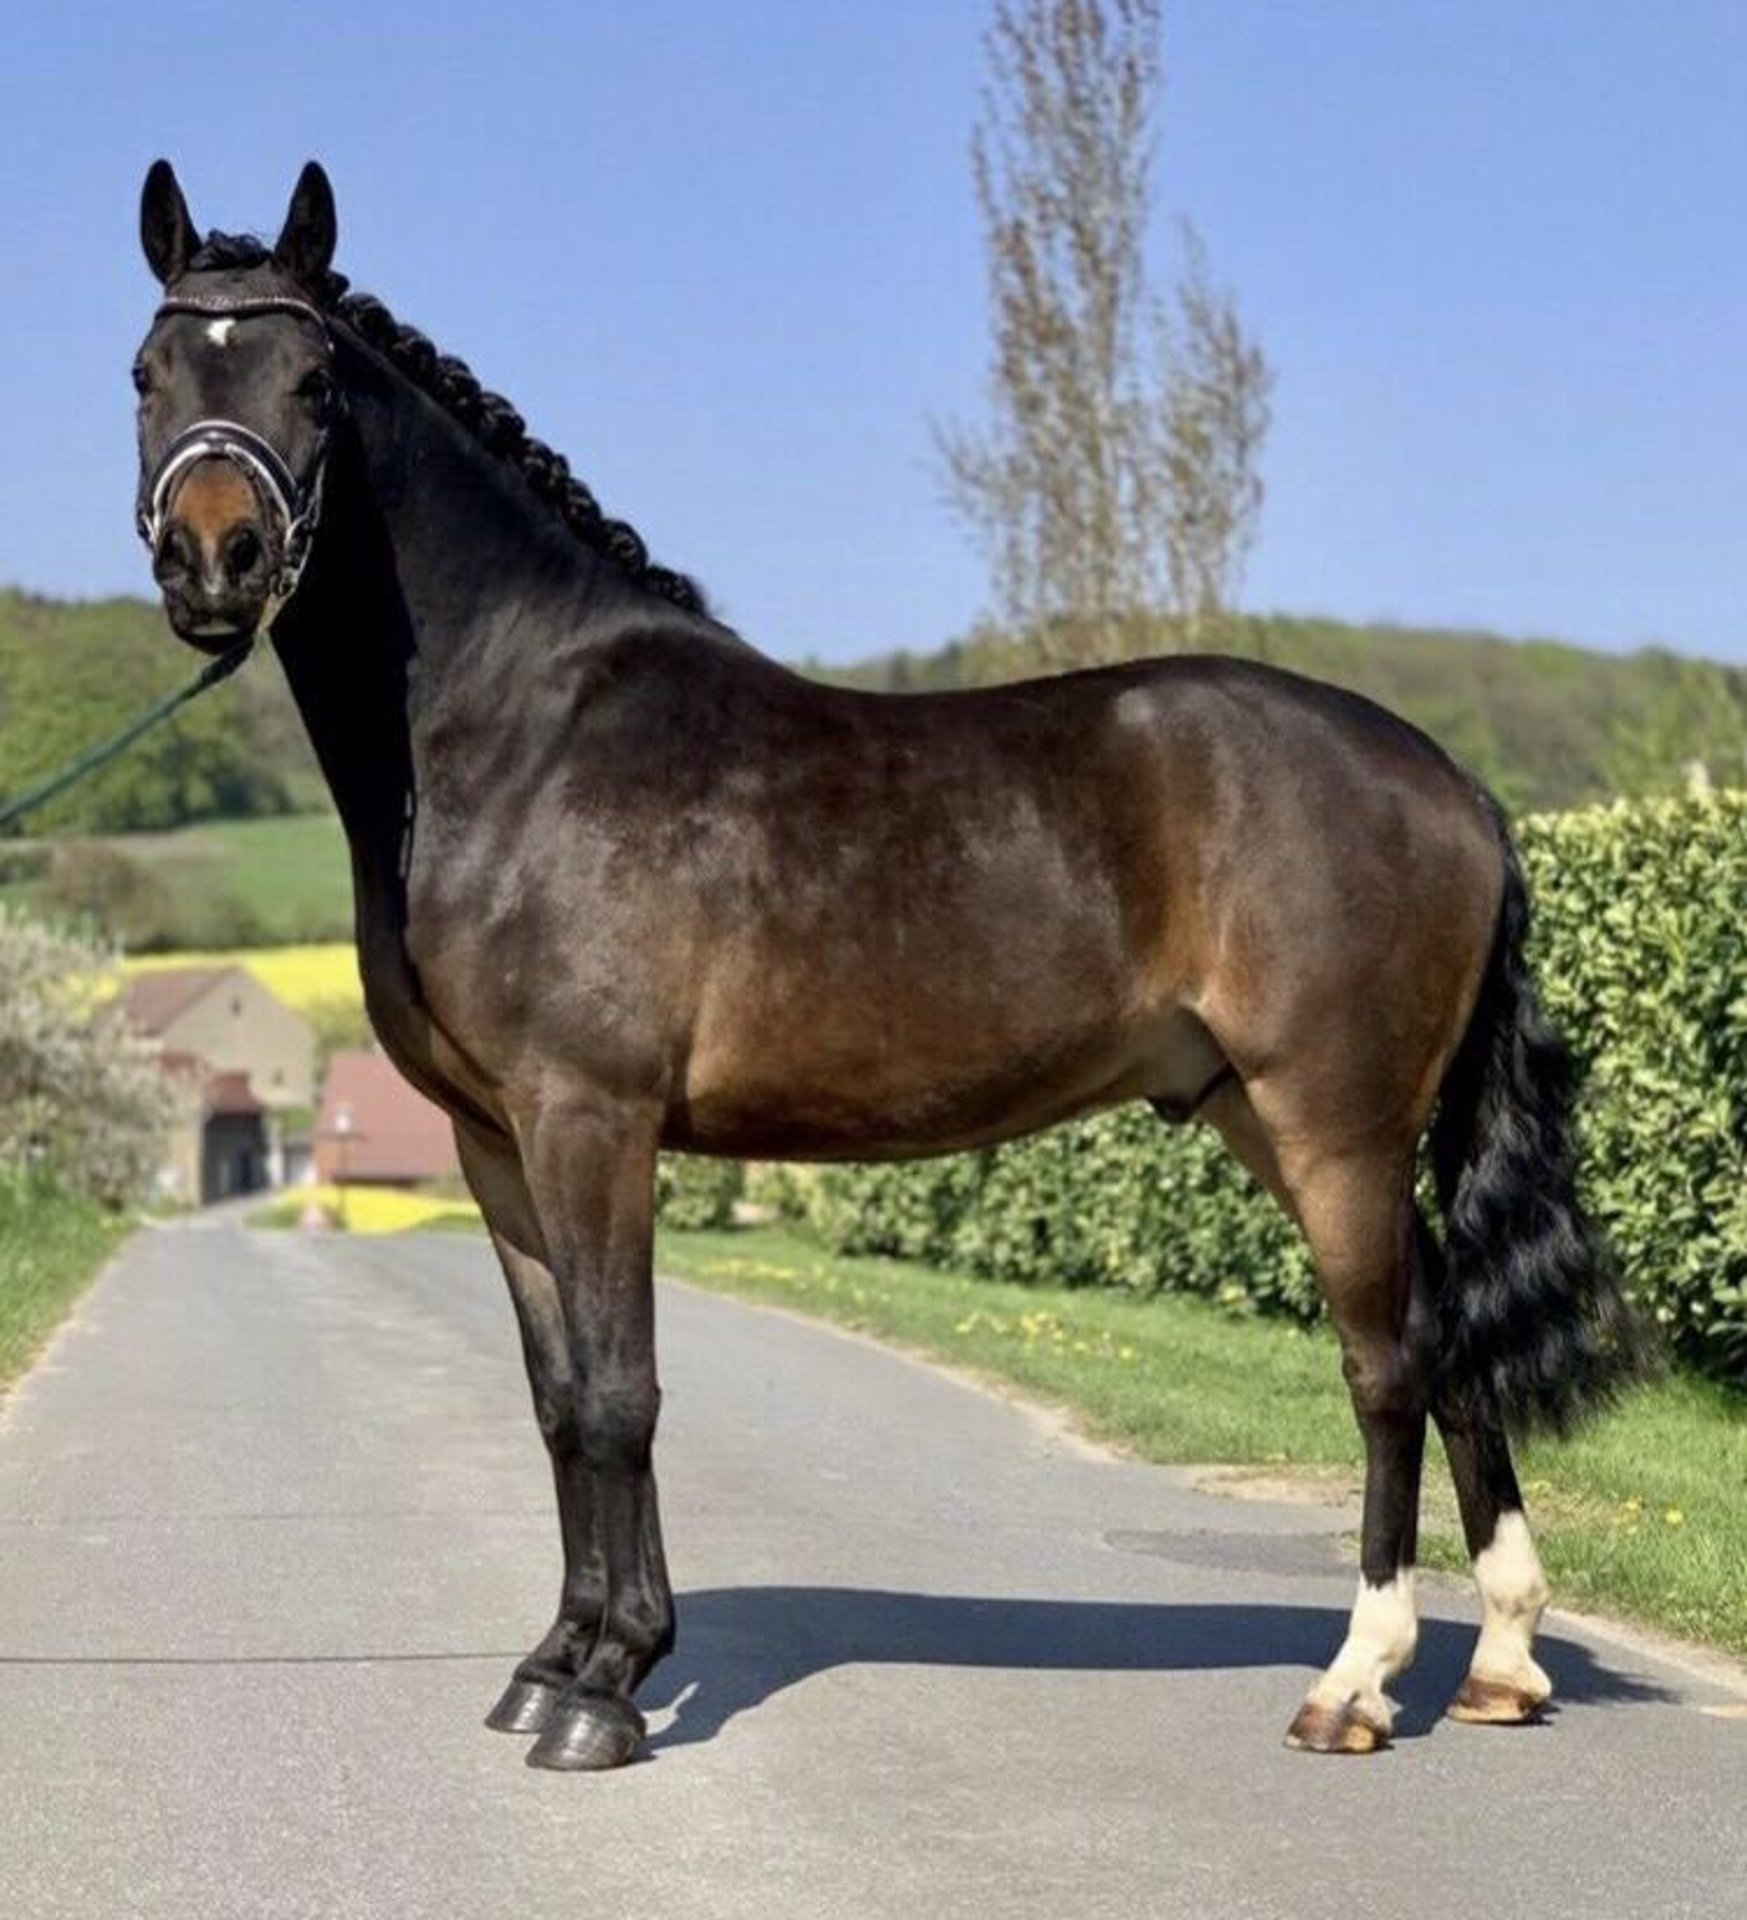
[205,318,236,348]
[1469,1509,1551,1700]
[1308,1569,1418,1732]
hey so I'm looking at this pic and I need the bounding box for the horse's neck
[273,368,588,830]
[268,364,664,1024]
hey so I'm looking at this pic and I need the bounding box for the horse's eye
[131,361,152,397]
[297,368,334,410]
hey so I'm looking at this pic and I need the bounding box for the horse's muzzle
[152,468,277,648]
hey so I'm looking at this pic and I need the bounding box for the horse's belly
[666,1001,1219,1161]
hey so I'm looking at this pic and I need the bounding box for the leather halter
[137,291,335,622]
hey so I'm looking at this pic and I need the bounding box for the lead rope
[0,636,254,835]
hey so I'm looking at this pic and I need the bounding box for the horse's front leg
[512,1100,672,1772]
[455,1125,608,1737]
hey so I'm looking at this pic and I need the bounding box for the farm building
[315,1050,460,1187]
[155,1054,271,1205]
[120,964,316,1203]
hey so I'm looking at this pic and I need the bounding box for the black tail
[1430,800,1655,1436]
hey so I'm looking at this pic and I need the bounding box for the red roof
[120,966,238,1035]
[205,1069,263,1117]
[315,1051,459,1184]
[156,1049,263,1116]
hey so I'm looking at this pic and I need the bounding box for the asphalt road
[1,1224,1742,1920]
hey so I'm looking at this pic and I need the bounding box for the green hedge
[655,1154,745,1232]
[772,791,1747,1385]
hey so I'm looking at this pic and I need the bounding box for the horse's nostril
[223,526,265,585]
[155,526,197,583]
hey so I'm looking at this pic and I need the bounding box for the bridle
[136,290,335,622]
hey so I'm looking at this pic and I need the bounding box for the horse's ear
[274,161,337,286]
[140,159,195,286]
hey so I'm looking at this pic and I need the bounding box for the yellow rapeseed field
[124,943,363,1017]
[295,1184,479,1234]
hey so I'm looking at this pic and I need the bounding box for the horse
[129,160,1645,1770]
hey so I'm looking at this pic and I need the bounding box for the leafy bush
[655,1155,744,1231]
[1519,792,1747,1378]
[773,791,1747,1385]
[0,910,176,1206]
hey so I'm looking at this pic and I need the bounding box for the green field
[130,814,351,940]
[7,812,352,950]
[656,1225,1747,1659]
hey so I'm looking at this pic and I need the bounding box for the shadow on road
[643,1587,1668,1750]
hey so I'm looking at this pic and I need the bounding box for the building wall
[160,971,316,1111]
[157,1116,204,1208]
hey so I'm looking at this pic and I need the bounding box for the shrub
[782,791,1747,1385]
[0,910,175,1207]
[655,1155,745,1231]
[1519,792,1747,1378]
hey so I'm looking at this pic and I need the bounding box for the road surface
[1,1223,1741,1919]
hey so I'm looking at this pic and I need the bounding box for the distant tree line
[809,613,1747,815]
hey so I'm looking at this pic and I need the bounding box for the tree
[0,911,175,1206]
[937,0,1272,665]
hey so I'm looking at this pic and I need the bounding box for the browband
[155,290,329,328]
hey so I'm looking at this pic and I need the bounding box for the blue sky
[1,3,1743,664]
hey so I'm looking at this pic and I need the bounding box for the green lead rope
[0,637,256,835]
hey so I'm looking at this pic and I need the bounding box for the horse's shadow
[641,1586,1666,1750]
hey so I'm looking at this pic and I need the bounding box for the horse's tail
[1429,799,1653,1435]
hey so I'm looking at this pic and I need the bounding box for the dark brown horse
[130,162,1643,1770]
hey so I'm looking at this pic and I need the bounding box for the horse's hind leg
[1397,1213,1553,1724]
[1289,1154,1432,1752]
[1207,1098,1428,1762]
[1436,1414,1551,1723]
[1433,1398,1551,1721]
[1199,1081,1433,1751]
[454,1125,604,1738]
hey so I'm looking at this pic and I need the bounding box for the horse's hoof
[1447,1673,1550,1725]
[1284,1695,1390,1755]
[526,1692,648,1771]
[485,1677,563,1735]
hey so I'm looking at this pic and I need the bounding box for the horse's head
[134,161,340,649]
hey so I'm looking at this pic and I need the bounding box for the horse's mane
[182,232,706,614]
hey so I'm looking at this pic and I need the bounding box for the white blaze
[205,318,237,348]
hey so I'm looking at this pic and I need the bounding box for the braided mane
[183,233,706,613]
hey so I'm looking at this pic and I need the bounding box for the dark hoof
[485,1677,562,1735]
[1447,1674,1550,1725]
[526,1692,648,1772]
[1284,1695,1390,1755]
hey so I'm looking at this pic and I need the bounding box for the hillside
[4,593,1745,845]
[817,613,1747,813]
[0,589,320,836]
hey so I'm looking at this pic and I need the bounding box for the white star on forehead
[205,318,237,348]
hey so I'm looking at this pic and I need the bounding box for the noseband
[137,291,334,620]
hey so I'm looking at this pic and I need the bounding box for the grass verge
[656,1224,1747,1660]
[0,1182,130,1394]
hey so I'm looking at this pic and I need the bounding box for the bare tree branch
[937,0,1271,667]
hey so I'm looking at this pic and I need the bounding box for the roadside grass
[656,1224,1747,1660]
[0,1183,129,1393]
